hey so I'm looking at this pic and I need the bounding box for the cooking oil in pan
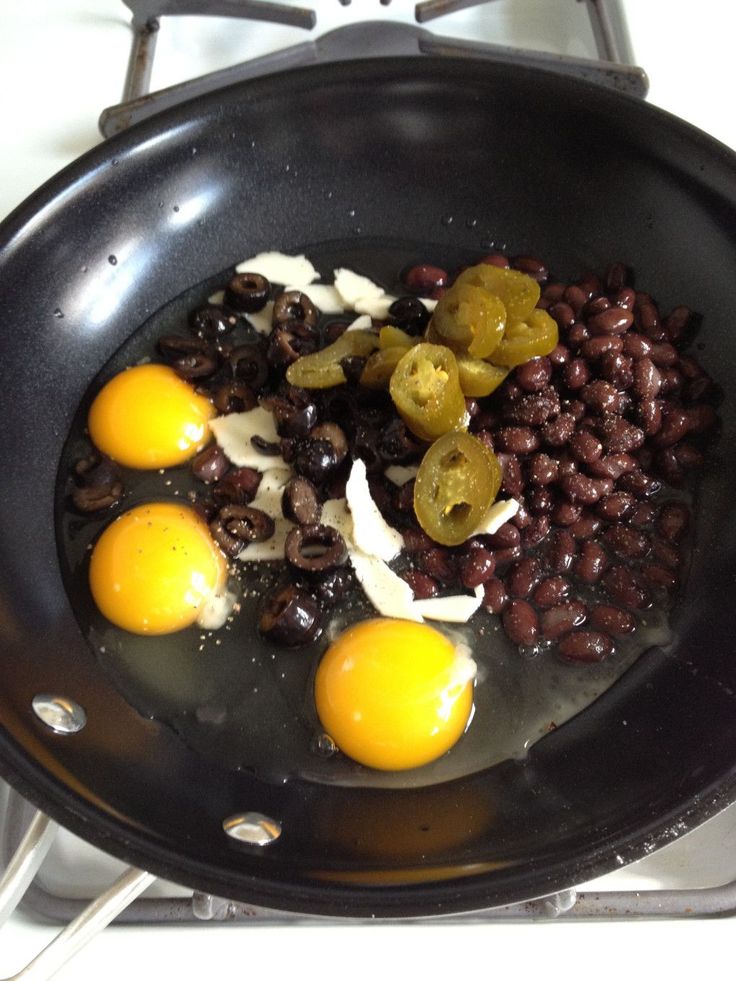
[55,240,684,791]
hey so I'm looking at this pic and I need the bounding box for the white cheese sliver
[285,283,344,314]
[474,498,520,536]
[208,289,225,306]
[248,300,274,336]
[349,548,421,622]
[345,459,403,562]
[413,585,485,624]
[235,251,317,287]
[209,407,286,469]
[384,464,419,487]
[345,314,373,332]
[420,297,438,312]
[321,497,354,542]
[334,268,384,308]
[353,294,397,319]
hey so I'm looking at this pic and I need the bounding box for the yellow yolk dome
[87,363,216,469]
[314,618,475,771]
[89,502,226,635]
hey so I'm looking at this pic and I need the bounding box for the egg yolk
[89,502,227,635]
[314,619,474,771]
[88,363,216,469]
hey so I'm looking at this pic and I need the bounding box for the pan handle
[0,807,155,981]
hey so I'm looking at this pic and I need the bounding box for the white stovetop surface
[2,1,736,978]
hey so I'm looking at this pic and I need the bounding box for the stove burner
[99,0,648,137]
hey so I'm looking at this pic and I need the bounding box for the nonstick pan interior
[0,58,735,917]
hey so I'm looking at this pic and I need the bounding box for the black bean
[484,522,521,549]
[541,600,587,640]
[596,415,645,454]
[533,576,571,608]
[599,352,634,390]
[563,358,591,390]
[574,540,608,584]
[502,599,539,647]
[581,335,624,360]
[402,264,447,295]
[618,469,662,499]
[506,557,542,598]
[602,565,651,609]
[547,301,576,330]
[582,295,611,319]
[259,583,321,647]
[551,500,584,527]
[515,357,552,392]
[586,452,637,480]
[636,300,665,340]
[548,342,571,367]
[613,286,636,310]
[419,547,457,585]
[503,388,560,426]
[569,430,603,464]
[605,262,630,292]
[602,525,651,560]
[541,413,576,447]
[622,332,653,359]
[581,380,625,415]
[527,486,555,516]
[558,630,614,663]
[458,547,496,588]
[401,569,439,600]
[641,563,678,591]
[588,307,634,335]
[498,426,540,455]
[563,285,587,314]
[498,454,525,497]
[545,530,577,573]
[655,502,690,544]
[663,305,695,345]
[527,453,559,485]
[482,577,509,613]
[568,511,602,540]
[512,255,548,281]
[589,605,636,636]
[521,515,551,549]
[560,473,605,505]
[629,502,656,528]
[595,491,634,523]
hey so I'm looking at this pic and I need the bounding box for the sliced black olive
[72,455,123,513]
[191,444,229,483]
[282,476,321,525]
[259,583,322,647]
[311,567,353,607]
[285,524,347,575]
[212,467,262,506]
[224,272,270,313]
[389,296,430,335]
[352,425,382,473]
[212,381,257,414]
[158,334,219,379]
[210,504,274,557]
[310,423,348,464]
[294,438,338,484]
[261,393,317,437]
[228,343,269,392]
[267,322,319,368]
[273,290,318,328]
[72,482,123,513]
[339,355,367,383]
[189,304,238,339]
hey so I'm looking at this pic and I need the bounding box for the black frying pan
[1,58,736,918]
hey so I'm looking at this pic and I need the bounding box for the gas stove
[2,2,736,979]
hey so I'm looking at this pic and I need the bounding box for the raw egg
[314,619,475,771]
[89,502,227,635]
[88,363,215,469]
